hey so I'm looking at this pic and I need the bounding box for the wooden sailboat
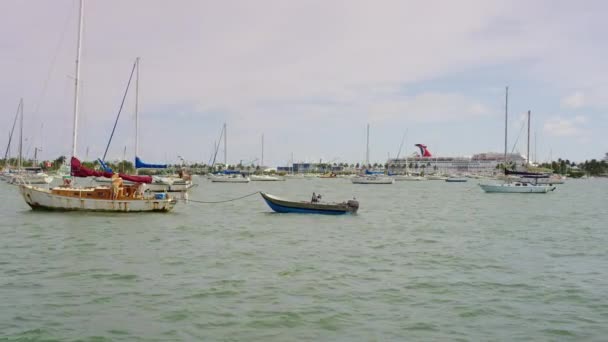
[19,0,177,212]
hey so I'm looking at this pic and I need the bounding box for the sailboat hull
[19,185,177,212]
[351,176,394,184]
[479,183,556,193]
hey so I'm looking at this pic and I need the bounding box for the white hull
[392,175,425,181]
[19,185,177,212]
[250,175,284,181]
[351,176,394,184]
[210,175,250,183]
[10,173,54,185]
[169,180,194,191]
[425,175,447,180]
[479,183,556,193]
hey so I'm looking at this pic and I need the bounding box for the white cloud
[543,116,587,137]
[561,92,585,109]
[368,92,493,123]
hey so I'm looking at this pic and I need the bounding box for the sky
[1,0,607,166]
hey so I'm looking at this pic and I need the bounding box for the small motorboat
[260,192,359,215]
[445,177,468,183]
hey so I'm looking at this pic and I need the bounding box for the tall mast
[534,130,537,164]
[18,98,23,171]
[504,86,508,169]
[71,0,84,157]
[526,110,531,167]
[223,122,227,167]
[4,101,21,163]
[261,134,264,167]
[135,57,140,174]
[366,123,370,166]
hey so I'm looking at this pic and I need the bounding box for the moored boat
[250,174,284,181]
[445,176,468,183]
[210,174,250,183]
[20,182,176,212]
[351,175,394,184]
[392,174,425,181]
[479,182,556,193]
[260,192,358,215]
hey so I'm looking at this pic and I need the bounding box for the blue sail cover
[365,169,384,175]
[135,157,168,169]
[97,158,113,173]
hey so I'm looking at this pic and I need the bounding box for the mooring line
[185,191,261,204]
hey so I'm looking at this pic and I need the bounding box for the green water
[1,178,607,341]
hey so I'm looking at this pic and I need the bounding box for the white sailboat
[209,123,250,183]
[351,175,394,184]
[19,0,177,212]
[250,134,284,181]
[351,124,394,184]
[479,87,556,194]
[7,99,53,185]
[393,174,425,181]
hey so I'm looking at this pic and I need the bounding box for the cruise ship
[387,144,526,175]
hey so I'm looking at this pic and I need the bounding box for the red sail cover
[71,157,152,183]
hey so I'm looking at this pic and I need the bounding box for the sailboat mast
[71,0,84,157]
[135,57,140,174]
[504,86,508,170]
[4,101,21,163]
[223,123,227,167]
[527,110,531,167]
[261,134,264,167]
[534,130,537,164]
[366,124,370,166]
[18,98,23,171]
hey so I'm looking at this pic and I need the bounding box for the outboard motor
[347,199,359,211]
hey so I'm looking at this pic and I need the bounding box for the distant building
[387,152,526,174]
[277,163,345,173]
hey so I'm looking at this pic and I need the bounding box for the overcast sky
[1,0,606,165]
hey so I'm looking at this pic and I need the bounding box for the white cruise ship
[387,144,526,175]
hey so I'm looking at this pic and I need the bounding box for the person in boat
[311,192,317,203]
[62,176,72,187]
[111,174,124,199]
[317,193,322,202]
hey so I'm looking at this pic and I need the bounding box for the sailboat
[389,131,424,181]
[351,124,394,184]
[6,99,53,185]
[19,0,177,212]
[94,58,191,193]
[479,87,556,193]
[250,134,284,181]
[209,123,250,183]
